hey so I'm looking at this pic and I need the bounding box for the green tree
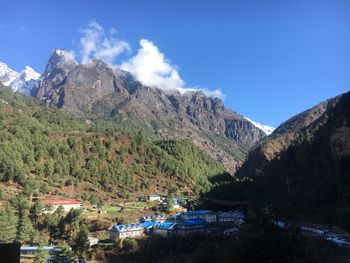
[31,199,44,225]
[53,241,76,262]
[123,237,139,252]
[0,206,18,243]
[72,226,90,257]
[17,216,34,243]
[33,246,49,263]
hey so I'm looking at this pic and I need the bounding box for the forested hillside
[33,51,266,173]
[207,91,350,230]
[0,85,225,202]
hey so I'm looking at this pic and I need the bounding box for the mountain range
[0,49,274,172]
[0,62,40,95]
[1,48,349,230]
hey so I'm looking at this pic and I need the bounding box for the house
[224,227,240,236]
[153,215,167,222]
[88,237,99,246]
[176,219,205,237]
[140,215,153,222]
[173,199,180,210]
[147,195,161,202]
[180,210,216,223]
[110,223,144,240]
[140,221,157,234]
[217,210,245,225]
[43,199,81,213]
[177,198,189,205]
[153,222,176,237]
[21,246,57,255]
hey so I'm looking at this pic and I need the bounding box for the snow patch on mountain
[0,62,20,86]
[0,62,40,95]
[244,117,275,135]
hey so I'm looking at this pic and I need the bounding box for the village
[19,194,246,262]
[110,208,245,240]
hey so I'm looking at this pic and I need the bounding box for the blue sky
[1,0,349,127]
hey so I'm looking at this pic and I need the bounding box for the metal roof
[183,210,213,215]
[111,223,143,232]
[140,221,157,229]
[43,199,80,205]
[21,246,56,251]
[154,222,176,230]
[180,219,205,226]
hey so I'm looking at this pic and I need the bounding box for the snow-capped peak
[21,66,40,81]
[0,62,40,95]
[245,117,275,135]
[0,62,20,86]
[53,48,66,56]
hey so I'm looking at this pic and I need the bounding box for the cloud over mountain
[79,20,130,64]
[76,21,224,99]
[121,39,185,92]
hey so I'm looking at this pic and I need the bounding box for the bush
[123,238,139,252]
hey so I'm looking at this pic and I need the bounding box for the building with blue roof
[153,222,177,237]
[110,223,144,240]
[140,215,153,222]
[180,210,216,222]
[140,221,157,234]
[176,219,205,236]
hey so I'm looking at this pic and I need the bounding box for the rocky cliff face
[34,50,266,172]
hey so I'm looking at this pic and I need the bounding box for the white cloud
[79,20,130,64]
[121,39,224,99]
[76,21,224,99]
[121,39,184,91]
[62,50,77,64]
[201,88,226,100]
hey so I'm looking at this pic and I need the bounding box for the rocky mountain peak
[42,49,78,78]
[21,66,40,81]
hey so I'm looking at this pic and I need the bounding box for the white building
[140,215,153,222]
[110,223,144,240]
[43,199,81,213]
[153,215,167,222]
[148,195,161,201]
[180,210,217,223]
[21,246,57,255]
[88,237,99,246]
[224,227,240,236]
[217,210,245,225]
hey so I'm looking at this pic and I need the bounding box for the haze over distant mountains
[0,49,275,172]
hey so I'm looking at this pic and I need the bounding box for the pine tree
[17,216,34,243]
[0,206,18,243]
[73,226,90,257]
[33,246,48,263]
